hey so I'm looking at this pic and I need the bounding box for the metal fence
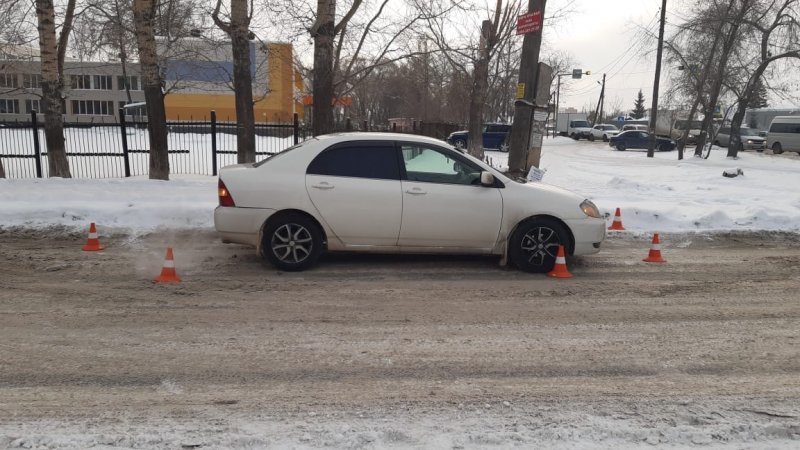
[0,110,306,179]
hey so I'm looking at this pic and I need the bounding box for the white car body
[589,124,620,141]
[214,133,606,271]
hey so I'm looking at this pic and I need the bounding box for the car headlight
[746,139,753,144]
[580,199,601,218]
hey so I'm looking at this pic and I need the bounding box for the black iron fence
[0,110,306,179]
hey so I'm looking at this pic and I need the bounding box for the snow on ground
[1,137,799,233]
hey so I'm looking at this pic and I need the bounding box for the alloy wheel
[519,226,561,266]
[271,223,313,264]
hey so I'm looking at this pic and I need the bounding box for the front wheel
[616,143,626,151]
[571,133,579,140]
[772,142,784,154]
[508,218,571,273]
[262,213,324,271]
[588,134,595,142]
[659,143,670,152]
[499,142,509,152]
[602,135,609,142]
[453,139,467,150]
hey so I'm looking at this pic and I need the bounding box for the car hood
[517,178,586,206]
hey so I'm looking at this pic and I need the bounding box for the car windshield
[571,120,590,128]
[740,128,759,136]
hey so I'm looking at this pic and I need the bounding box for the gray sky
[547,0,666,114]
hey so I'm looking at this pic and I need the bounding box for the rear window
[307,143,400,180]
[254,138,316,167]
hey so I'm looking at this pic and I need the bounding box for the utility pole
[647,0,667,158]
[592,73,605,126]
[507,0,546,178]
[599,73,606,123]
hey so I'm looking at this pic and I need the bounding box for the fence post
[362,120,368,132]
[293,113,299,145]
[211,110,218,176]
[31,111,43,178]
[345,117,352,131]
[119,108,131,177]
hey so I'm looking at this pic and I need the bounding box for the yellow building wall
[164,42,302,123]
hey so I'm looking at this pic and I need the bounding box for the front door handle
[405,188,426,195]
[311,182,334,190]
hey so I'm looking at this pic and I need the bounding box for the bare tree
[133,0,169,179]
[727,0,799,157]
[35,0,77,178]
[465,1,519,159]
[213,0,256,163]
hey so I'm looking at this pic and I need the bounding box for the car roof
[315,132,455,147]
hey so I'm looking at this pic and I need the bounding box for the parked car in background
[589,124,620,142]
[714,127,766,151]
[621,124,648,132]
[446,123,511,152]
[556,112,589,137]
[608,130,676,151]
[214,133,606,273]
[766,116,800,154]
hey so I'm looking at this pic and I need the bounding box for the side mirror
[480,171,495,187]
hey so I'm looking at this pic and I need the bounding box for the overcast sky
[547,0,668,114]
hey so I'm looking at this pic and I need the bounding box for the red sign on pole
[516,10,542,35]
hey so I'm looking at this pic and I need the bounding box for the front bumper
[565,217,606,255]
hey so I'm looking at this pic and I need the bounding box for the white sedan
[589,124,620,142]
[214,133,606,272]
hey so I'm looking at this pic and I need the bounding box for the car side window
[307,143,400,180]
[401,144,482,186]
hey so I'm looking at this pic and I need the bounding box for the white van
[767,116,800,154]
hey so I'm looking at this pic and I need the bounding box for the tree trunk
[229,0,256,163]
[133,0,170,180]
[115,0,133,104]
[35,0,72,178]
[312,0,335,136]
[467,20,493,160]
[693,0,748,157]
[0,158,5,178]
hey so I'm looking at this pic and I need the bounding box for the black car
[608,131,676,151]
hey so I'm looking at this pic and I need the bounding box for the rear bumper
[214,206,277,247]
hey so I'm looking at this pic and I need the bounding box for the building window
[25,99,42,113]
[71,75,91,90]
[117,75,140,91]
[0,99,20,114]
[0,73,18,88]
[93,75,112,90]
[23,74,42,89]
[71,99,113,115]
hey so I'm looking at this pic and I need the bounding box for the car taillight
[218,178,236,207]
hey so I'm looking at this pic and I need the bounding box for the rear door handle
[405,188,426,195]
[311,182,334,190]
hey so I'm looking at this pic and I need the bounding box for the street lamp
[553,69,591,138]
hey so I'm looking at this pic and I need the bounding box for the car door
[305,141,402,247]
[398,142,503,249]
[482,125,495,149]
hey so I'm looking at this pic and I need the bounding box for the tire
[616,143,626,151]
[571,133,579,140]
[772,142,784,154]
[509,218,571,273]
[659,143,670,152]
[602,135,609,142]
[588,134,595,142]
[261,213,324,271]
[453,139,467,150]
[499,142,510,152]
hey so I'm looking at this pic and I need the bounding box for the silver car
[714,127,766,151]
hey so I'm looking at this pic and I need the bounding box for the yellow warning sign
[516,83,525,99]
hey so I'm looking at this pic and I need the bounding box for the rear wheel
[588,134,595,142]
[453,139,466,150]
[262,213,323,271]
[499,142,509,152]
[616,143,626,151]
[772,142,784,154]
[659,143,670,152]
[602,135,609,142]
[509,218,571,273]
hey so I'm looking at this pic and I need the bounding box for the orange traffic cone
[547,245,573,278]
[82,222,104,251]
[154,247,181,283]
[608,208,626,231]
[643,233,666,263]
